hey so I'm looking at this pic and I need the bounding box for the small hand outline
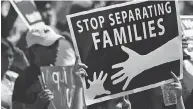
[85,71,111,100]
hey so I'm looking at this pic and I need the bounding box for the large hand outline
[112,37,180,91]
[112,46,145,90]
[84,71,111,100]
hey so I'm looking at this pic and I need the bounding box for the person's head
[91,96,131,109]
[28,40,58,66]
[1,39,14,78]
[26,27,75,67]
[35,1,56,26]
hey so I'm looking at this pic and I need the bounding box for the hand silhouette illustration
[85,71,111,100]
[112,37,180,91]
[112,46,145,90]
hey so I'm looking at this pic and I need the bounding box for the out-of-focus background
[2,1,193,50]
[1,1,193,48]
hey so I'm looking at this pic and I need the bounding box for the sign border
[67,0,183,105]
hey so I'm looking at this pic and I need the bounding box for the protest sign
[67,1,182,105]
[40,66,75,109]
[10,0,44,28]
[181,15,193,37]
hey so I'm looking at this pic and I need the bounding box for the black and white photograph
[1,0,193,109]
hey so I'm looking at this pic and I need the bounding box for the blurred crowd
[1,1,193,109]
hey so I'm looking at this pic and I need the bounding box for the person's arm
[169,72,185,109]
[71,56,88,109]
[72,87,86,109]
[145,37,181,69]
[176,97,185,109]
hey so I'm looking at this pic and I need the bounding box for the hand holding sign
[73,56,88,88]
[168,72,182,99]
[34,89,54,109]
[112,46,145,90]
[85,71,111,100]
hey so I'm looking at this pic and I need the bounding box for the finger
[98,71,104,80]
[41,91,53,97]
[102,73,108,82]
[169,86,181,90]
[43,89,53,94]
[167,84,178,89]
[123,97,130,105]
[77,68,87,77]
[121,46,136,54]
[87,79,92,85]
[84,70,88,77]
[42,95,54,102]
[168,83,182,87]
[170,71,179,82]
[39,90,47,95]
[48,95,54,100]
[122,78,130,91]
[113,75,126,84]
[93,72,97,81]
[74,56,88,70]
[170,83,181,87]
[42,93,54,99]
[104,90,111,95]
[78,63,88,69]
[111,70,124,80]
[39,94,51,101]
[112,63,122,69]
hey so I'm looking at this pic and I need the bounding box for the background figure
[2,38,29,109]
[12,25,86,109]
[1,38,14,109]
[179,1,193,15]
[12,26,66,109]
[35,1,56,27]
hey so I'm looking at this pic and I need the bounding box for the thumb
[121,46,137,55]
[104,90,111,95]
[170,71,180,82]
[75,55,88,69]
